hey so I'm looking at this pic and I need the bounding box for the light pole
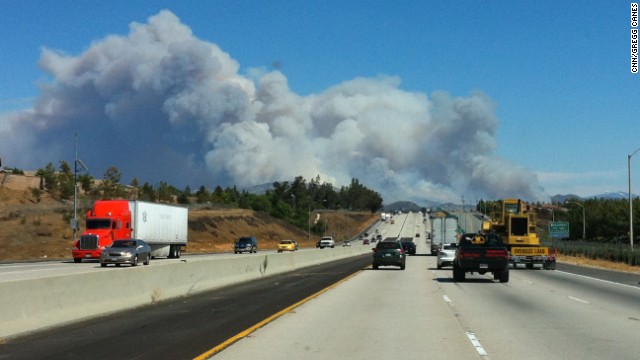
[73,134,78,240]
[565,201,585,241]
[628,146,640,251]
[72,134,88,240]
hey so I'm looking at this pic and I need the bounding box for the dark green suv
[372,240,406,270]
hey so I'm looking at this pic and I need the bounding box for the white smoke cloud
[0,10,548,203]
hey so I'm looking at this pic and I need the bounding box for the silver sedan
[100,239,151,267]
[437,243,457,269]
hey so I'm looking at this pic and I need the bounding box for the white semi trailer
[430,214,459,255]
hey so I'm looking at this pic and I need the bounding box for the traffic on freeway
[1,212,639,360]
[0,209,412,283]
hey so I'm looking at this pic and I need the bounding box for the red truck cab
[72,200,132,263]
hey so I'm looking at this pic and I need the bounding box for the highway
[0,210,421,283]
[2,212,639,360]
[212,240,640,359]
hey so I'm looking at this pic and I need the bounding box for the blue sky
[0,1,638,203]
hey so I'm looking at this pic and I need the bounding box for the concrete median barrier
[0,245,373,339]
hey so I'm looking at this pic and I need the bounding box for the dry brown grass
[6,173,635,274]
[0,174,378,261]
[557,254,640,274]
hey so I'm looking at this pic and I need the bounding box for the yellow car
[277,239,298,252]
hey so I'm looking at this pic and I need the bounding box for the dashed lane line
[466,331,489,357]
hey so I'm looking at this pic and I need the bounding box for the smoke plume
[0,10,548,203]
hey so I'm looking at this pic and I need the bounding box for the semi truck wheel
[169,245,181,258]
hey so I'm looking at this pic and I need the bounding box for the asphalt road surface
[3,212,639,360]
[212,256,640,360]
[0,254,373,359]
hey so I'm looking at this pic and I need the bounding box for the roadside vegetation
[27,161,383,238]
[0,169,379,261]
[4,162,640,269]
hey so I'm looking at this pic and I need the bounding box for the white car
[318,236,335,249]
[437,243,457,269]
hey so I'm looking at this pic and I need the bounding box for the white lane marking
[466,331,489,357]
[443,295,452,304]
[556,270,640,291]
[568,296,589,304]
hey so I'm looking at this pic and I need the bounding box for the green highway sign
[549,221,569,238]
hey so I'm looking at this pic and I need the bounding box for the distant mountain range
[551,192,638,203]
[243,183,638,210]
[242,182,274,195]
[381,201,424,213]
[383,192,640,212]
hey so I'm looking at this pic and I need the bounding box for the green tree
[223,186,241,205]
[157,181,176,203]
[211,185,224,203]
[249,194,271,212]
[128,177,140,199]
[100,166,125,199]
[270,200,294,220]
[196,185,210,203]
[238,192,252,209]
[57,160,75,200]
[35,163,57,194]
[140,182,156,202]
[78,174,94,194]
[177,185,191,204]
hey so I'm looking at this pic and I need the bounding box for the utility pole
[73,134,78,240]
[629,146,640,251]
[72,134,89,240]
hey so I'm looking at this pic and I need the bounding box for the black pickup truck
[453,232,510,283]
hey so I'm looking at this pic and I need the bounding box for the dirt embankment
[0,174,378,261]
[3,173,638,274]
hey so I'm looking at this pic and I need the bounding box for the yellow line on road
[193,269,365,360]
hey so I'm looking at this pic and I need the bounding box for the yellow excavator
[482,198,556,270]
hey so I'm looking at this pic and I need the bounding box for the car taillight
[458,249,480,259]
[399,249,405,255]
[486,249,508,259]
